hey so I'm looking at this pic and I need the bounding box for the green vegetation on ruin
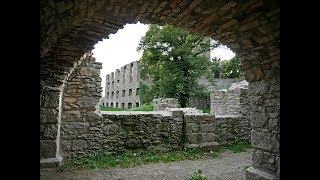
[58,140,250,172]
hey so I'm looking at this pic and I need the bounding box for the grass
[99,106,126,111]
[61,148,221,171]
[127,103,153,111]
[187,169,208,180]
[223,140,251,153]
[99,103,153,111]
[199,108,210,113]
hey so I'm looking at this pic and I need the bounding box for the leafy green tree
[137,24,219,107]
[222,56,241,78]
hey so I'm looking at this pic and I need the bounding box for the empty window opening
[129,89,132,96]
[128,103,132,109]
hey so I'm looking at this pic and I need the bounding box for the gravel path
[40,149,252,180]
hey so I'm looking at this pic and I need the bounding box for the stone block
[62,110,81,122]
[185,123,198,133]
[246,167,277,180]
[40,140,56,158]
[252,149,278,175]
[78,96,98,108]
[40,108,58,123]
[71,140,88,151]
[206,133,216,142]
[42,124,58,139]
[251,112,268,128]
[186,133,197,144]
[44,91,60,108]
[201,124,214,133]
[251,130,279,153]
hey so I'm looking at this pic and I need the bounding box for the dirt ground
[40,149,252,180]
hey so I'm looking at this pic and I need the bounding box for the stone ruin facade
[41,1,280,179]
[105,61,141,109]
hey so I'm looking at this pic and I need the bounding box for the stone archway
[40,0,279,179]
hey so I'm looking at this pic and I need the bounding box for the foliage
[137,24,219,107]
[223,140,251,153]
[199,107,210,114]
[209,56,242,79]
[69,148,221,170]
[222,56,241,78]
[188,170,209,180]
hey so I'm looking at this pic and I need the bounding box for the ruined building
[104,61,142,109]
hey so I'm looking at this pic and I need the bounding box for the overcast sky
[92,22,235,96]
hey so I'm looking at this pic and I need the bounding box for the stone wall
[60,53,103,158]
[60,108,251,159]
[210,80,251,117]
[184,114,250,150]
[153,98,179,111]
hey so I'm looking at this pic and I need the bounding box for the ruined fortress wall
[105,61,140,109]
[60,54,103,158]
[210,81,251,117]
[61,110,251,159]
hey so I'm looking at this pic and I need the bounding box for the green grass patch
[223,140,251,153]
[99,103,153,112]
[128,103,153,111]
[199,108,210,113]
[99,106,126,111]
[64,148,221,170]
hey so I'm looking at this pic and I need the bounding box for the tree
[222,56,241,78]
[137,24,219,107]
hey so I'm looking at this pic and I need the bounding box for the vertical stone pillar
[40,87,63,167]
[244,54,280,180]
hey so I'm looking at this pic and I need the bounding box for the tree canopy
[137,24,220,107]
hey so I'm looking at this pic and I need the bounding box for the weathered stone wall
[60,53,103,158]
[188,96,210,109]
[153,98,179,111]
[184,114,251,149]
[60,108,251,160]
[210,81,251,117]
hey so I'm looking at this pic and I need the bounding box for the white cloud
[92,22,235,96]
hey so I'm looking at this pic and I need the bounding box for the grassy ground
[58,140,250,172]
[99,103,153,111]
[223,140,251,153]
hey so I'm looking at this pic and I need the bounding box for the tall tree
[137,24,219,107]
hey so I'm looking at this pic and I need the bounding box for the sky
[92,22,235,96]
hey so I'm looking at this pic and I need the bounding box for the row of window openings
[107,88,139,98]
[105,102,139,109]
